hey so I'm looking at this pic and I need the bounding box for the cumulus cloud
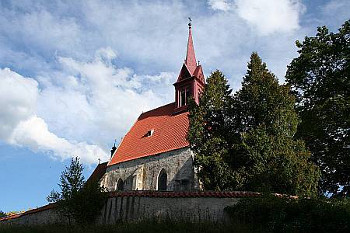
[0,0,327,166]
[236,0,305,35]
[34,48,170,159]
[208,0,231,11]
[207,0,305,35]
[0,68,107,164]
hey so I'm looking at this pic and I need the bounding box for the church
[100,22,205,192]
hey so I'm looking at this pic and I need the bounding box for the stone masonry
[100,147,199,191]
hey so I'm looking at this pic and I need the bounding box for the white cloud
[35,48,168,154]
[0,0,320,165]
[234,0,305,35]
[9,116,106,164]
[0,68,108,164]
[208,0,231,11]
[0,68,38,140]
[207,0,305,35]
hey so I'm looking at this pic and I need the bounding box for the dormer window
[144,129,154,137]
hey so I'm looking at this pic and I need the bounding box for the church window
[180,89,186,106]
[116,178,124,191]
[157,169,167,191]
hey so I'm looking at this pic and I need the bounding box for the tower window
[179,87,191,107]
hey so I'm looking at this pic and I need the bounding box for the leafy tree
[230,53,320,196]
[47,157,107,224]
[188,70,236,190]
[286,20,350,196]
[0,210,6,218]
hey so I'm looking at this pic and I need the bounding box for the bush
[225,195,350,233]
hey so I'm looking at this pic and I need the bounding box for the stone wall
[0,192,260,225]
[101,147,199,191]
[98,193,243,223]
[0,204,64,225]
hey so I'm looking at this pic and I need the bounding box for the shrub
[225,195,350,233]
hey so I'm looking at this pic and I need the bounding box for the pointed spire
[185,18,197,75]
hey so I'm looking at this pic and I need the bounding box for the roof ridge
[139,102,175,116]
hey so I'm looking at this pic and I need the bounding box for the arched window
[116,178,124,191]
[157,169,167,191]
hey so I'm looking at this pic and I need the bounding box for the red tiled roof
[108,102,189,166]
[86,162,107,183]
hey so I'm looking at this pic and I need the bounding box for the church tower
[174,21,205,113]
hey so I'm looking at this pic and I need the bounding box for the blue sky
[0,0,349,213]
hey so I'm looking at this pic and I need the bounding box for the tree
[47,157,107,224]
[230,53,320,196]
[286,20,350,196]
[188,70,236,190]
[188,54,320,196]
[0,211,6,218]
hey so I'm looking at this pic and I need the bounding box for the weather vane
[188,17,192,27]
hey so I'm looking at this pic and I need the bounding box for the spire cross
[188,17,192,28]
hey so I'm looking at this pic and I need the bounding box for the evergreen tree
[286,20,350,196]
[0,210,6,218]
[188,55,320,196]
[231,53,320,196]
[47,157,107,224]
[188,70,236,190]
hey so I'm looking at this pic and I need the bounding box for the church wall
[101,147,199,191]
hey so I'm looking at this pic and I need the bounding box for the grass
[0,221,260,233]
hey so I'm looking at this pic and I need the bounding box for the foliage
[225,195,350,233]
[188,70,235,190]
[0,211,6,218]
[230,53,320,196]
[286,20,350,196]
[188,54,320,196]
[47,157,107,225]
[0,221,260,233]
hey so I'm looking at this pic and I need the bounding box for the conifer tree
[47,157,107,224]
[188,54,320,196]
[231,53,320,196]
[188,70,236,190]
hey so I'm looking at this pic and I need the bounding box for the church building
[100,22,205,192]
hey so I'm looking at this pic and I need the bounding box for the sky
[0,0,349,213]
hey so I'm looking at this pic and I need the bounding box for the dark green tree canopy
[188,54,320,196]
[286,20,350,196]
[47,157,107,225]
[188,70,235,191]
[231,53,319,196]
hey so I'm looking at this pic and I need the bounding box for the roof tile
[108,102,189,166]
